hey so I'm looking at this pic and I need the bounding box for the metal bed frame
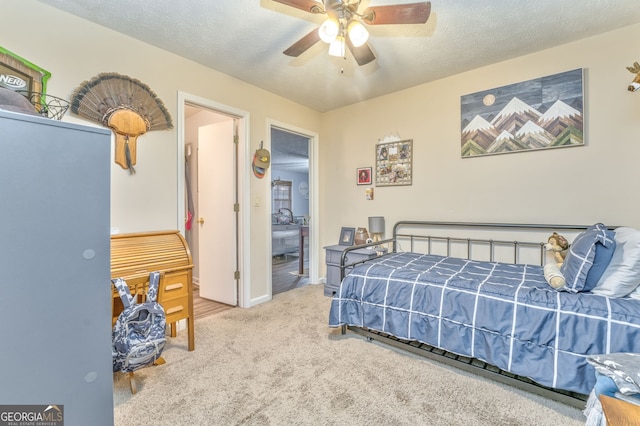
[336,221,611,408]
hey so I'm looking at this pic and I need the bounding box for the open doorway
[270,127,310,295]
[184,104,237,317]
[179,94,249,317]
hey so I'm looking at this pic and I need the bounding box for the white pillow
[628,285,640,300]
[592,227,640,298]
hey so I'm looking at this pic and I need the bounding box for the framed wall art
[0,45,51,95]
[460,68,584,158]
[339,227,355,246]
[375,139,413,186]
[357,167,372,185]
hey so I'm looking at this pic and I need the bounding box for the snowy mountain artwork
[461,69,584,157]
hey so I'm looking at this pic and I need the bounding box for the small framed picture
[366,188,374,200]
[357,167,372,185]
[339,227,355,245]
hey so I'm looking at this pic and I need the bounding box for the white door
[197,120,237,305]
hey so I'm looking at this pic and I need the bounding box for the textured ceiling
[38,0,640,112]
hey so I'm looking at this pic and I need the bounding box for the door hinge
[234,203,240,212]
[233,135,239,145]
[234,270,240,280]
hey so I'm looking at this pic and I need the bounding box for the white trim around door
[177,91,251,308]
[266,119,320,292]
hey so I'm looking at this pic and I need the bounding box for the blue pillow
[560,223,614,293]
[584,230,616,291]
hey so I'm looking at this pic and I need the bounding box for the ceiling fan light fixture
[347,20,369,47]
[328,35,346,57]
[319,18,339,44]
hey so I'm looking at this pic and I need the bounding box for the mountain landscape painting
[461,69,584,157]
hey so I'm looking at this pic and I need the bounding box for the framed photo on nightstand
[339,227,355,245]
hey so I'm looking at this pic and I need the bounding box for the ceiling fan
[274,0,431,66]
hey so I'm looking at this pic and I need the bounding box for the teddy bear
[544,232,570,267]
[543,232,570,290]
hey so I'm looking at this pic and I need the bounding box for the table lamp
[368,216,385,243]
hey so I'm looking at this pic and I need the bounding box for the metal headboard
[339,221,611,281]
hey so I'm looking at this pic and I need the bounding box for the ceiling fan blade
[283,28,321,57]
[346,37,376,66]
[272,0,325,14]
[362,2,431,25]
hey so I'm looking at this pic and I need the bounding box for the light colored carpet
[113,284,584,425]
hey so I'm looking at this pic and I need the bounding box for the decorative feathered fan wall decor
[70,72,173,174]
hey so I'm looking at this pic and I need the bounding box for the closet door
[197,120,237,305]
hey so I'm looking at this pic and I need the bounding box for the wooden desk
[111,230,195,351]
[299,226,309,275]
[600,394,640,426]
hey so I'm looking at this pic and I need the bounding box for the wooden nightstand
[600,394,640,426]
[323,245,380,297]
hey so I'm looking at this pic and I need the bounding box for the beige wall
[2,1,321,303]
[5,2,640,301]
[318,23,640,270]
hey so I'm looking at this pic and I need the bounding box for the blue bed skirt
[329,252,640,395]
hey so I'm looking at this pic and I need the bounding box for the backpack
[112,271,167,373]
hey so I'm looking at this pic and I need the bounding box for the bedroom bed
[328,221,640,407]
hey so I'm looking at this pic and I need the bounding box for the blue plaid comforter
[328,252,640,395]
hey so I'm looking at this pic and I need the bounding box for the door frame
[266,119,320,293]
[177,91,251,308]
